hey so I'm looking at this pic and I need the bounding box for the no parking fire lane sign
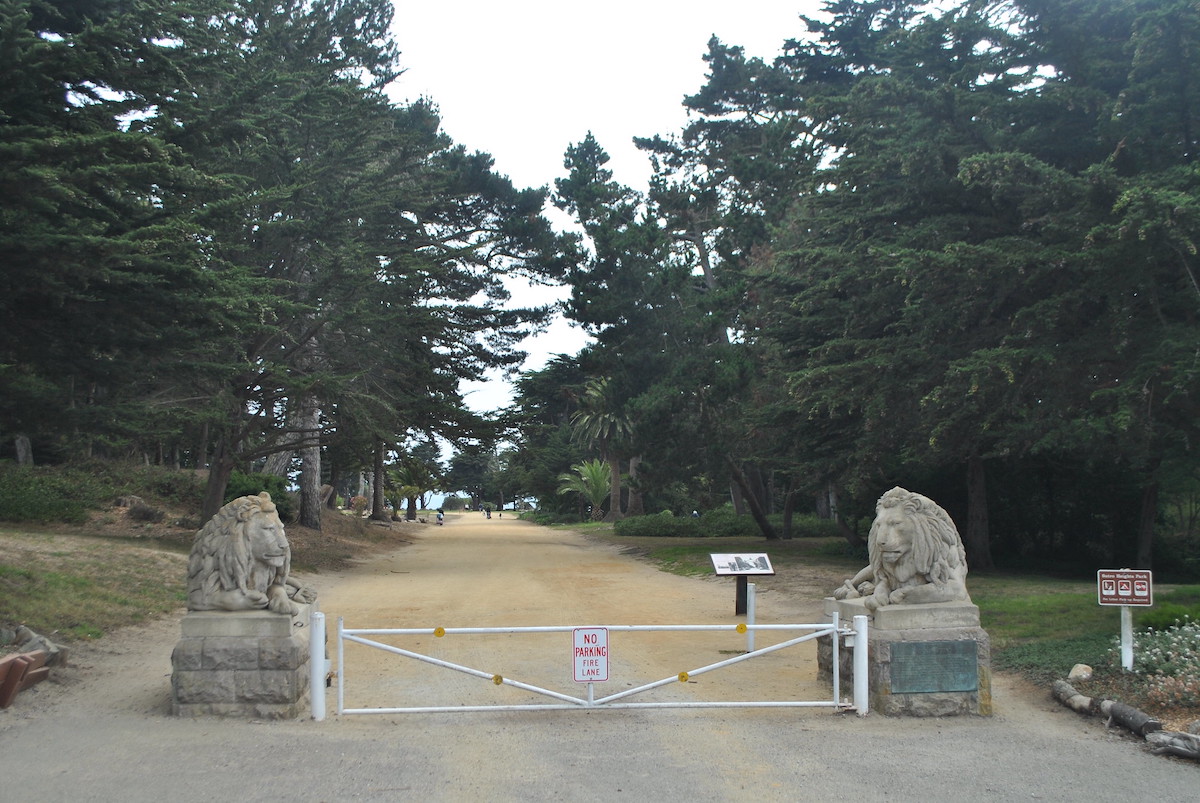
[573,627,608,683]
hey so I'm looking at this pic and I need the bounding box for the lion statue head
[833,487,970,610]
[187,492,315,615]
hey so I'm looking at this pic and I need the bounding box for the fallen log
[1146,731,1200,760]
[1051,679,1099,715]
[1099,699,1163,736]
[1051,680,1163,737]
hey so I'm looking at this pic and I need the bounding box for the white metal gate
[319,611,869,717]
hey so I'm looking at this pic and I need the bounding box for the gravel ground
[1,513,1196,801]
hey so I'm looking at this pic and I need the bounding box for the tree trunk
[727,457,778,539]
[406,496,418,521]
[201,438,236,522]
[836,514,865,550]
[625,455,645,516]
[603,452,623,522]
[965,454,994,570]
[1136,477,1159,569]
[746,462,772,515]
[781,482,797,540]
[370,441,389,521]
[262,449,292,477]
[729,481,745,515]
[326,465,341,508]
[14,435,33,467]
[817,481,840,520]
[194,421,209,470]
[297,395,322,530]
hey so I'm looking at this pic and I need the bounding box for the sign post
[710,554,775,615]
[1097,569,1153,671]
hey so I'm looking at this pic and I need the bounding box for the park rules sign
[573,627,608,683]
[1097,569,1153,606]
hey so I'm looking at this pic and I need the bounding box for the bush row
[613,508,842,538]
[0,461,291,525]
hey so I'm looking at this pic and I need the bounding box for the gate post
[746,583,756,652]
[337,616,345,715]
[853,614,869,715]
[310,611,325,721]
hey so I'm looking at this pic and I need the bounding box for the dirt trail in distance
[318,511,826,712]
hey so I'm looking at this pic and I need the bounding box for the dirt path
[1,514,1196,801]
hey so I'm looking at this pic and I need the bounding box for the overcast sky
[387,1,823,412]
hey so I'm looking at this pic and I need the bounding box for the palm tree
[570,377,631,522]
[388,457,440,521]
[556,460,610,521]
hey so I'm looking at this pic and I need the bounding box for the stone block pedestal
[171,605,312,718]
[818,597,992,717]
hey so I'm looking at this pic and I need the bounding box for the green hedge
[224,471,295,521]
[0,463,113,523]
[1136,586,1200,630]
[613,508,845,538]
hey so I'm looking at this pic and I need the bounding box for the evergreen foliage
[5,0,1200,573]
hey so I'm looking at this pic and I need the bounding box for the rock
[14,626,68,667]
[1187,720,1200,736]
[1068,663,1093,681]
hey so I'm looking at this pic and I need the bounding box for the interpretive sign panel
[891,641,979,694]
[573,627,608,683]
[709,554,774,576]
[1097,569,1153,606]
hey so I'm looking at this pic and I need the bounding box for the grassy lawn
[0,528,189,639]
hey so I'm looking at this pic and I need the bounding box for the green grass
[0,530,187,640]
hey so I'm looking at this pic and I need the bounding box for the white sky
[387,1,823,412]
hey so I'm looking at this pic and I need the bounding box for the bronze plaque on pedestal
[891,641,978,693]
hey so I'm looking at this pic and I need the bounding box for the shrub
[1136,586,1200,630]
[127,502,165,523]
[224,471,295,521]
[0,463,110,523]
[1138,603,1200,631]
[520,510,581,526]
[785,514,843,539]
[615,511,699,537]
[134,466,205,509]
[613,508,769,538]
[1123,619,1200,707]
[694,506,762,538]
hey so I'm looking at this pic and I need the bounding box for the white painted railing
[324,611,868,717]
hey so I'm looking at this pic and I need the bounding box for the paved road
[1,514,1196,801]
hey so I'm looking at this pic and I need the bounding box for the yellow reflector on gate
[433,627,445,638]
[493,674,504,685]
[736,623,747,634]
[678,672,689,683]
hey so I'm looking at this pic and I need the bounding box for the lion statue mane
[186,492,315,615]
[833,487,970,610]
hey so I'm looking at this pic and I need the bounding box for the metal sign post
[710,553,775,615]
[1097,569,1154,671]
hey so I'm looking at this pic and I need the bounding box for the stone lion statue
[187,492,316,615]
[833,487,970,610]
